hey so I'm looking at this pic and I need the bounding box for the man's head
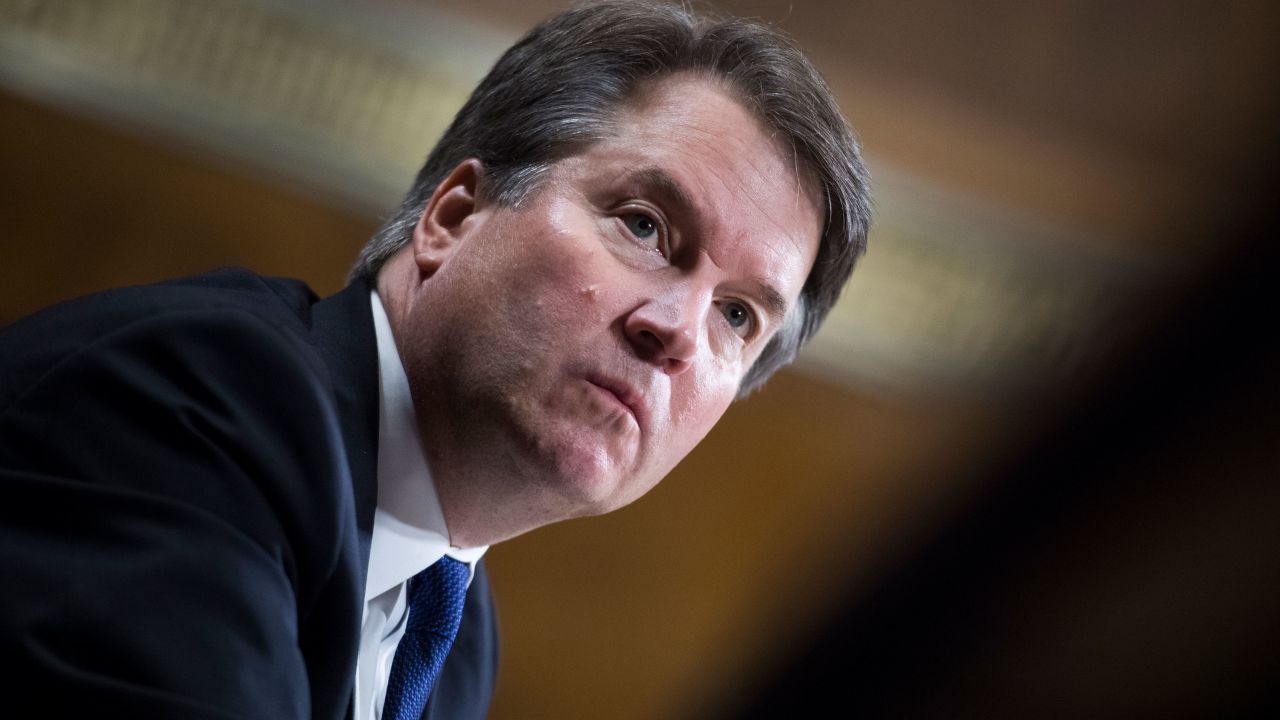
[364,1,870,545]
[353,0,870,395]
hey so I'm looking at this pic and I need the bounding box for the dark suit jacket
[0,268,498,719]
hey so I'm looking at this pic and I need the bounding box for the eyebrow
[750,280,790,325]
[621,166,793,327]
[623,167,701,227]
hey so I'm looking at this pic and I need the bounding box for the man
[0,2,869,718]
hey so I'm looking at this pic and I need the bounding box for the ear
[412,158,484,278]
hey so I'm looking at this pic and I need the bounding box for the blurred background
[1,1,1277,717]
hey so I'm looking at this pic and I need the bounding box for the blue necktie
[382,556,470,720]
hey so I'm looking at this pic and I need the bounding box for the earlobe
[412,159,484,277]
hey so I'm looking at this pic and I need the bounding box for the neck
[375,251,576,547]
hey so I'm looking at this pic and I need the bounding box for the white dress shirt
[354,291,487,720]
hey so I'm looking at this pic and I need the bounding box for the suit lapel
[310,277,380,583]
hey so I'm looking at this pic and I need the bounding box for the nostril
[636,328,663,355]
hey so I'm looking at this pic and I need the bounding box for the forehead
[565,76,823,299]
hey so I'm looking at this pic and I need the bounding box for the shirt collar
[364,290,486,601]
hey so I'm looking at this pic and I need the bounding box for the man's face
[405,77,821,531]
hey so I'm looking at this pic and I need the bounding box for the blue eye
[723,302,752,334]
[623,213,658,240]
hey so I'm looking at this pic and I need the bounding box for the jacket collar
[310,276,380,577]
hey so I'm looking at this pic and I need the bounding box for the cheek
[487,215,615,336]
[669,367,738,440]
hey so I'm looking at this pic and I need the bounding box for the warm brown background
[2,1,1277,718]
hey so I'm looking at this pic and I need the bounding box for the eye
[604,206,669,267]
[622,212,659,242]
[721,301,755,338]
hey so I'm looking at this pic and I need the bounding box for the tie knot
[406,556,470,640]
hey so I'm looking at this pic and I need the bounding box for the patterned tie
[382,556,471,720]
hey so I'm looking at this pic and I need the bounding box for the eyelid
[616,202,670,255]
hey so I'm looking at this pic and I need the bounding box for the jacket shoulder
[0,269,362,717]
[0,268,318,410]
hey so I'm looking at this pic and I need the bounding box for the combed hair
[350,0,871,395]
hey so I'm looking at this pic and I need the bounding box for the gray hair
[350,0,871,395]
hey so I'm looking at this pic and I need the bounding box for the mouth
[585,373,645,431]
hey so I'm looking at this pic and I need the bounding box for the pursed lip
[585,372,646,432]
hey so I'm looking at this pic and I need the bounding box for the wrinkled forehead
[525,73,825,235]
[616,73,824,201]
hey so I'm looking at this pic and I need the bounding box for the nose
[623,280,707,375]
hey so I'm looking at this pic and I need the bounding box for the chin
[513,410,642,513]
[549,452,623,513]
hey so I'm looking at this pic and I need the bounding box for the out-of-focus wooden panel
[0,88,375,321]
